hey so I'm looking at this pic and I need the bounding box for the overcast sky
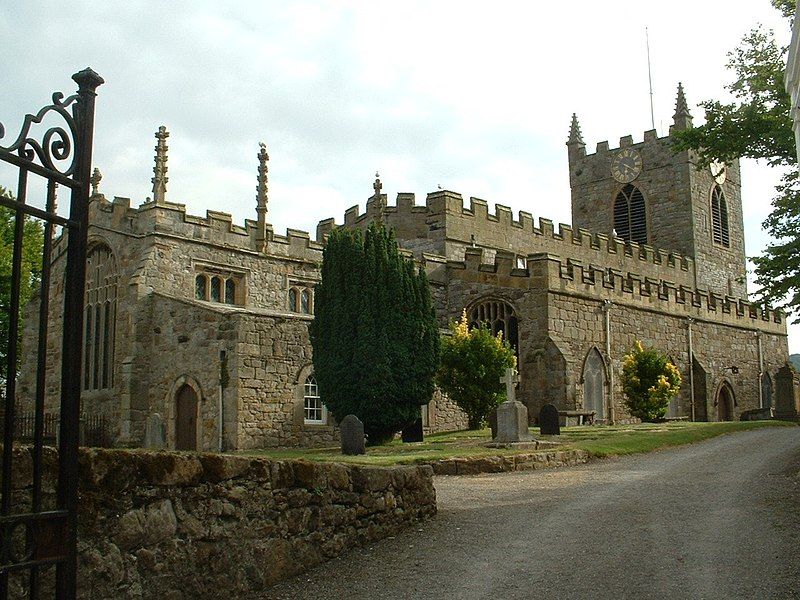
[2,1,797,352]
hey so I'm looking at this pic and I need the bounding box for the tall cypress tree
[310,223,439,445]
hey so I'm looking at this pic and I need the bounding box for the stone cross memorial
[539,403,560,436]
[340,414,366,455]
[493,367,532,443]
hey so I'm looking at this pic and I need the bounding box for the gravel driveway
[266,427,800,599]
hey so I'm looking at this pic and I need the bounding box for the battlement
[89,194,322,255]
[570,128,680,161]
[439,249,784,333]
[325,188,700,291]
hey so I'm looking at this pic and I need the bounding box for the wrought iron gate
[0,69,103,598]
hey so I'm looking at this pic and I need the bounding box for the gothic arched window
[613,184,647,244]
[225,278,236,304]
[195,274,207,300]
[83,246,117,390]
[468,299,518,357]
[210,276,222,303]
[301,289,311,314]
[711,185,730,247]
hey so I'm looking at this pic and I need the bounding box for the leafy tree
[0,186,45,390]
[620,341,682,422]
[310,223,439,445]
[672,0,800,321]
[435,310,516,430]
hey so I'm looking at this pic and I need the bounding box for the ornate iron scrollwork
[0,91,80,177]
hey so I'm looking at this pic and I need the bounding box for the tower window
[711,186,730,247]
[613,184,648,244]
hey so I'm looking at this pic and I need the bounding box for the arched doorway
[175,384,199,450]
[582,348,606,421]
[716,382,735,422]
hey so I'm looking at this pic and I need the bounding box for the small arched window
[195,274,207,300]
[711,185,730,247]
[288,288,298,312]
[613,184,647,244]
[301,289,311,314]
[303,375,326,424]
[225,278,236,304]
[210,276,221,303]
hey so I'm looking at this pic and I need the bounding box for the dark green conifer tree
[310,223,439,445]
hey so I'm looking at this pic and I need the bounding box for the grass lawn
[238,420,797,466]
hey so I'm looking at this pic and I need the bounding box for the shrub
[435,310,516,429]
[310,223,439,445]
[621,341,682,422]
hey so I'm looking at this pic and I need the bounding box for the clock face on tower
[611,148,643,183]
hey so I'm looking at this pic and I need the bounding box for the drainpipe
[756,331,764,409]
[603,300,615,424]
[687,318,695,421]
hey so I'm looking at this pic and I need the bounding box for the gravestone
[774,364,799,421]
[340,414,366,455]
[493,368,532,443]
[144,412,166,449]
[538,403,560,435]
[402,418,424,443]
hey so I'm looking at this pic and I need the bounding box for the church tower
[567,84,747,297]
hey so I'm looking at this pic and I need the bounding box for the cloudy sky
[2,1,797,351]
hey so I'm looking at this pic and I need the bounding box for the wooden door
[176,384,198,450]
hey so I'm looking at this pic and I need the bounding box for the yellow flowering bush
[620,341,682,422]
[436,309,516,429]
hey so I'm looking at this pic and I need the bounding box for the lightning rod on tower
[646,26,655,131]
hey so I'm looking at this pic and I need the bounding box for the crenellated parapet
[438,248,785,334]
[324,188,702,291]
[88,194,322,256]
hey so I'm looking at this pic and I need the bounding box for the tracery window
[711,185,730,247]
[195,271,242,305]
[83,246,117,391]
[288,284,314,314]
[468,299,519,356]
[303,375,326,424]
[613,184,647,244]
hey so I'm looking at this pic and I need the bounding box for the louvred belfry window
[613,184,648,244]
[711,185,730,247]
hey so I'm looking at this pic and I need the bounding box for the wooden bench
[558,410,596,426]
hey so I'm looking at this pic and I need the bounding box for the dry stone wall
[3,447,436,599]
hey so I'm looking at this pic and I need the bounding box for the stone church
[19,85,794,451]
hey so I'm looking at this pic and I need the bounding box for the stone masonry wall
[4,447,436,599]
[442,251,789,423]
